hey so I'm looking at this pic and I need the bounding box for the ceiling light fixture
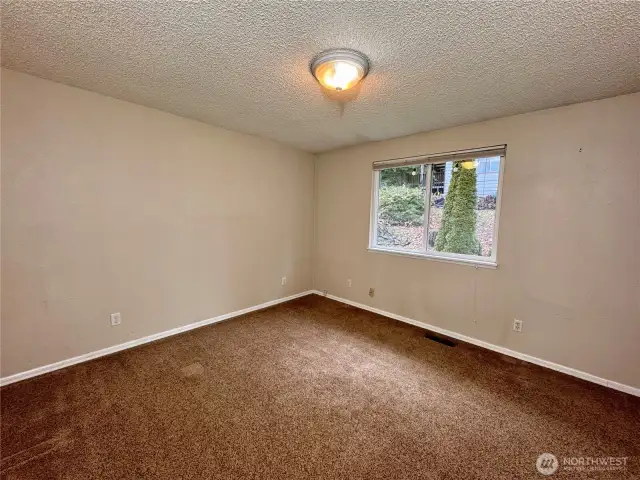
[311,49,369,92]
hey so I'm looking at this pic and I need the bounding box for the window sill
[367,246,498,269]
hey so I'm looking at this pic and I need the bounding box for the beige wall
[315,93,640,389]
[2,68,639,390]
[1,69,315,377]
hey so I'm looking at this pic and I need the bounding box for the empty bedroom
[1,1,639,479]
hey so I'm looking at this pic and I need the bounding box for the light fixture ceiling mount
[310,49,369,92]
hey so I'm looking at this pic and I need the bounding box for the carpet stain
[1,294,639,479]
[1,430,72,476]
[180,362,204,377]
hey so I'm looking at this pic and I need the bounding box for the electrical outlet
[347,279,352,288]
[281,277,287,286]
[110,312,121,327]
[513,319,523,333]
[369,287,375,297]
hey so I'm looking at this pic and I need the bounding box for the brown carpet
[1,294,638,479]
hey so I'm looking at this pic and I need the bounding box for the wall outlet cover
[110,312,122,326]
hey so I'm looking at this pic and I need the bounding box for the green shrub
[380,166,421,188]
[378,185,425,226]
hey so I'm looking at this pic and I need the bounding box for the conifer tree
[434,161,480,255]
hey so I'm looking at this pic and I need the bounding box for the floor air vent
[424,333,456,347]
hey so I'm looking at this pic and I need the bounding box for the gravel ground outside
[377,208,495,257]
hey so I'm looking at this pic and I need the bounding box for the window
[369,145,505,267]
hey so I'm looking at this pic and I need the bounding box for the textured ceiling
[2,1,639,152]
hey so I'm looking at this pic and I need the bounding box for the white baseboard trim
[311,290,640,397]
[0,290,315,387]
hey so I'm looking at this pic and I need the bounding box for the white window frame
[368,147,506,268]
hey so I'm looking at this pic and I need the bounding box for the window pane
[427,156,499,257]
[376,165,426,251]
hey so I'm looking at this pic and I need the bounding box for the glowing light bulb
[328,62,359,90]
[461,160,478,170]
[311,50,369,92]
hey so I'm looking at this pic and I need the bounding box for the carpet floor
[1,294,639,479]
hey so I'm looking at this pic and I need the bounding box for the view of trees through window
[375,157,500,258]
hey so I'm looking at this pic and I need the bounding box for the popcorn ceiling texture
[2,1,639,152]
